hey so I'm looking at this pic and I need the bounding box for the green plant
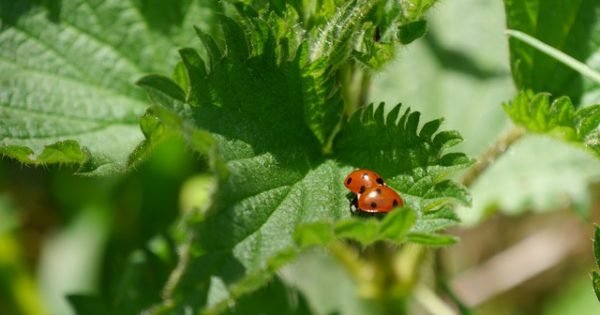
[1,0,600,314]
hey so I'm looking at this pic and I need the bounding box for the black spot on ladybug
[375,188,382,194]
[346,178,352,185]
[376,177,384,185]
[370,202,377,208]
[359,186,366,193]
[393,199,398,207]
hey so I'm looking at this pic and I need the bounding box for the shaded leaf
[504,0,600,104]
[67,295,111,315]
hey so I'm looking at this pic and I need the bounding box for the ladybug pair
[344,169,404,214]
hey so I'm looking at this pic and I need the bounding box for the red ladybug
[357,186,403,213]
[344,169,385,194]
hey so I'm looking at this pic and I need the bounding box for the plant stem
[505,29,600,85]
[414,284,457,315]
[329,241,366,280]
[433,250,474,315]
[371,241,406,315]
[461,126,526,188]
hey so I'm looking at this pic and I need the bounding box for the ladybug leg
[348,193,360,215]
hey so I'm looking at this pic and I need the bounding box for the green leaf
[67,295,111,315]
[370,0,513,158]
[405,232,458,247]
[141,13,470,314]
[0,0,219,175]
[503,0,600,104]
[398,20,428,45]
[296,207,417,246]
[407,206,459,246]
[334,104,473,209]
[222,276,314,315]
[280,250,379,315]
[503,91,600,157]
[593,272,600,303]
[239,0,436,70]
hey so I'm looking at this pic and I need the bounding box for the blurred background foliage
[1,0,600,314]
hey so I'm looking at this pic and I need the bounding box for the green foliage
[138,8,470,313]
[503,0,600,104]
[594,226,600,302]
[0,196,47,315]
[221,276,313,315]
[503,91,600,157]
[67,295,111,315]
[0,0,218,174]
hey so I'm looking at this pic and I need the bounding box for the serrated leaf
[309,0,377,64]
[503,91,600,157]
[0,0,219,175]
[141,14,470,314]
[295,207,417,246]
[411,206,460,233]
[504,0,600,105]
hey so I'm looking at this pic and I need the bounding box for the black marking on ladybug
[376,177,384,185]
[393,199,398,207]
[370,202,377,208]
[346,177,352,185]
[359,186,366,193]
[375,188,382,194]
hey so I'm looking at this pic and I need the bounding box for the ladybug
[357,186,403,213]
[344,169,386,194]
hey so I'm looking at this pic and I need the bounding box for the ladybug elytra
[357,186,403,213]
[343,169,385,194]
[344,169,404,214]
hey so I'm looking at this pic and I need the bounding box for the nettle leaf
[503,91,600,158]
[0,0,218,175]
[353,1,430,68]
[139,12,469,315]
[334,103,473,209]
[238,0,433,70]
[504,0,600,104]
